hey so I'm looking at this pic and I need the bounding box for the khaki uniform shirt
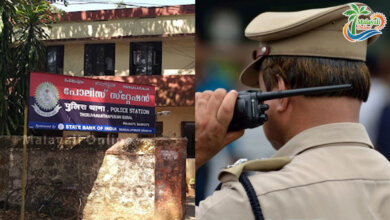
[197,123,390,220]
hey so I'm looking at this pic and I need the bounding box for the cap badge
[252,45,270,60]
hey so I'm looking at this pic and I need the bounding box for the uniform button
[261,46,267,54]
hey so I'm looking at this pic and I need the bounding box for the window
[46,45,64,74]
[155,122,163,137]
[130,42,162,75]
[84,44,115,76]
[182,122,195,158]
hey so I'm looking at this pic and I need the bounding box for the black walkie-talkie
[227,84,353,131]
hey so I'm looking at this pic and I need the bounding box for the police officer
[196,3,390,219]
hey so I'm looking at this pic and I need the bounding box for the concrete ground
[1,197,197,219]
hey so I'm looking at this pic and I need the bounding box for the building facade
[42,5,195,158]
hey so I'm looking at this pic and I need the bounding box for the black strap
[239,173,265,220]
[215,183,222,191]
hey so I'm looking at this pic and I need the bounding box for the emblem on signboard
[32,82,62,117]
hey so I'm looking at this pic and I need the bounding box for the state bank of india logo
[342,3,387,42]
[32,82,62,117]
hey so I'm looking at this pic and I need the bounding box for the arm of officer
[195,89,245,170]
[196,181,254,220]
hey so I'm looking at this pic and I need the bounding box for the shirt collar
[273,122,373,158]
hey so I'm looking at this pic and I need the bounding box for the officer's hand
[195,89,245,170]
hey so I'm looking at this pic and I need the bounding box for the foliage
[116,1,127,9]
[0,0,57,135]
[189,178,195,185]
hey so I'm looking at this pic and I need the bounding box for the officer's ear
[275,74,289,112]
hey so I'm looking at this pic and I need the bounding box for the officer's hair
[259,56,370,101]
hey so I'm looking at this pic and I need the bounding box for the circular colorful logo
[342,4,387,42]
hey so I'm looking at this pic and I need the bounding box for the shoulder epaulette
[218,157,291,183]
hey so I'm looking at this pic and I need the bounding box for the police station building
[39,4,195,158]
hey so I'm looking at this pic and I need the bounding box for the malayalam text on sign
[28,72,156,134]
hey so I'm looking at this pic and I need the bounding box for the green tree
[0,0,57,135]
[343,3,371,35]
[116,1,127,9]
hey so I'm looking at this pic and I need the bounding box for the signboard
[28,72,155,134]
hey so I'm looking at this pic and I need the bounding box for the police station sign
[28,72,155,134]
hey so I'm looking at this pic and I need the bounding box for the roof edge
[52,4,195,22]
